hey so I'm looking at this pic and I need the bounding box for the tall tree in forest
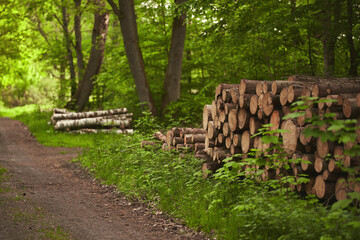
[74,0,86,86]
[66,0,109,111]
[346,0,358,77]
[107,0,157,115]
[161,0,188,112]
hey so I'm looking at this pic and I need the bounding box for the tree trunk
[67,0,109,111]
[61,5,76,97]
[346,0,358,77]
[107,0,157,115]
[161,0,188,112]
[74,0,86,85]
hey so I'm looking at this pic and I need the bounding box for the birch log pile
[200,76,360,202]
[51,108,133,134]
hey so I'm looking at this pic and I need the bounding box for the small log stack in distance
[51,108,134,134]
[201,76,360,201]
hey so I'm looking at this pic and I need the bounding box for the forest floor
[0,117,206,240]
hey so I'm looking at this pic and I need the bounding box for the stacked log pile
[202,76,360,201]
[50,108,133,134]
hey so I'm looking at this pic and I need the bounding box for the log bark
[71,128,133,134]
[314,175,335,199]
[215,84,239,99]
[195,143,205,151]
[55,118,131,130]
[239,79,262,95]
[52,108,128,121]
[343,98,360,118]
[238,94,252,110]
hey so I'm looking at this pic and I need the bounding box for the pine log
[305,178,316,195]
[215,84,239,99]
[52,108,128,121]
[225,137,232,149]
[217,133,225,146]
[55,118,131,130]
[222,88,232,102]
[227,109,239,132]
[224,103,238,115]
[70,128,134,134]
[262,92,280,117]
[288,75,360,83]
[262,81,270,94]
[203,105,212,130]
[257,109,264,120]
[314,175,335,199]
[249,116,262,135]
[183,134,192,145]
[233,133,241,147]
[347,175,360,193]
[238,94,252,109]
[328,159,341,173]
[241,130,253,154]
[230,88,240,104]
[296,108,314,127]
[250,95,259,115]
[195,143,206,151]
[205,133,215,150]
[222,122,230,137]
[172,127,182,137]
[218,110,227,123]
[282,119,300,154]
[214,115,222,130]
[230,144,242,155]
[207,121,217,140]
[239,79,262,95]
[173,137,184,145]
[211,100,218,120]
[280,87,288,106]
[316,137,335,158]
[216,98,225,111]
[343,98,360,118]
[180,128,206,138]
[299,125,313,146]
[301,154,316,174]
[191,134,206,144]
[335,177,348,201]
[166,130,173,146]
[237,108,249,130]
[314,152,327,173]
[153,131,166,142]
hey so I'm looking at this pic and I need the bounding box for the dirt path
[0,118,205,240]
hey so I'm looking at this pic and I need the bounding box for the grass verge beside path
[2,107,360,239]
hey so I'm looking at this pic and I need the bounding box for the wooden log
[233,133,241,147]
[230,144,242,155]
[214,115,222,130]
[172,127,182,137]
[202,161,220,178]
[203,105,212,130]
[51,108,128,121]
[314,152,327,173]
[218,110,227,123]
[296,108,314,127]
[211,100,218,121]
[282,106,291,116]
[222,122,230,137]
[237,108,249,130]
[279,87,288,106]
[347,175,360,193]
[225,137,232,149]
[250,95,259,115]
[216,133,225,146]
[70,128,134,134]
[328,159,341,173]
[257,109,264,120]
[314,175,335,199]
[316,137,335,158]
[249,116,262,135]
[180,128,206,138]
[54,118,131,130]
[238,94,252,110]
[228,109,239,132]
[241,130,253,154]
[222,88,232,102]
[334,145,344,161]
[335,177,349,201]
[230,88,240,104]
[215,84,239,99]
[305,178,316,195]
[153,131,166,142]
[191,134,206,143]
[343,98,360,118]
[301,154,316,174]
[207,121,217,140]
[288,75,360,84]
[205,133,215,150]
[183,134,193,145]
[166,130,174,146]
[262,92,280,117]
[282,119,300,154]
[224,103,238,115]
[239,79,262,95]
[195,143,206,151]
[262,81,270,94]
[173,137,184,145]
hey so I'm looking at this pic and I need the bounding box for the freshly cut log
[222,122,230,137]
[299,125,312,145]
[183,134,192,145]
[205,133,215,150]
[215,84,239,99]
[224,103,238,115]
[301,154,315,174]
[334,146,344,161]
[219,110,227,123]
[335,177,348,201]
[71,128,134,134]
[216,98,225,111]
[316,137,333,158]
[230,88,240,104]
[305,178,316,195]
[153,131,166,142]
[325,95,340,108]
[53,108,69,114]
[173,137,184,145]
[230,144,241,155]
[257,109,264,120]
[55,118,131,130]
[269,110,282,131]
[240,79,262,95]
[214,115,221,130]
[262,81,270,94]
[217,133,225,145]
[211,100,217,120]
[166,130,173,146]
[258,94,264,110]
[343,98,360,118]
[287,85,309,104]
[241,130,253,154]
[237,108,249,130]
[297,108,313,127]
[249,116,262,135]
[262,92,280,116]
[203,105,212,130]
[225,137,232,149]
[282,106,291,115]
[238,94,252,109]
[172,127,182,137]
[233,134,241,147]
[314,175,335,199]
[207,121,217,140]
[180,128,206,138]
[282,119,300,154]
[279,87,288,106]
[328,159,341,173]
[195,143,205,151]
[288,75,360,83]
[314,152,327,173]
[52,108,128,121]
[250,95,259,115]
[348,175,360,193]
[256,82,264,96]
[191,134,206,144]
[222,89,232,102]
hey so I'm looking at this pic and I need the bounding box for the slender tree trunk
[320,0,341,77]
[74,0,85,87]
[61,5,76,97]
[66,0,109,111]
[346,0,358,77]
[59,62,66,102]
[107,0,157,115]
[161,0,188,112]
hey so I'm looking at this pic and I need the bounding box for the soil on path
[0,118,206,240]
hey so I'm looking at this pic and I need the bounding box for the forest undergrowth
[1,105,360,240]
